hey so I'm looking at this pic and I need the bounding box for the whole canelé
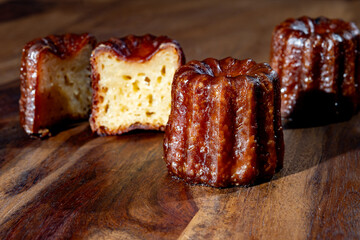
[270,16,360,127]
[163,57,284,187]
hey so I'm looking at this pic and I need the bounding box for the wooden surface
[1,0,360,239]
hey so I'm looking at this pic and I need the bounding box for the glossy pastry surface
[270,16,360,127]
[164,57,284,187]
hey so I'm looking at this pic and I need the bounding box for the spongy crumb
[38,44,93,127]
[93,47,179,132]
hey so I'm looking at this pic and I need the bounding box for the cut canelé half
[90,34,185,135]
[20,33,96,137]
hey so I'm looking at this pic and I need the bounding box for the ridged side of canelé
[270,16,360,125]
[164,57,284,187]
[247,62,284,178]
[90,34,185,135]
[19,33,96,137]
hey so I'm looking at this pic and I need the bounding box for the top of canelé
[174,57,277,80]
[21,33,96,60]
[92,34,185,63]
[274,16,359,37]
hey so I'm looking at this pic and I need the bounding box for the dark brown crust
[92,34,185,62]
[90,34,185,136]
[163,57,284,187]
[19,33,96,137]
[270,16,360,127]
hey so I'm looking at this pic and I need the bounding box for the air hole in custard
[157,76,162,83]
[147,94,153,105]
[145,77,151,85]
[104,104,109,113]
[64,75,73,86]
[133,81,140,92]
[120,105,129,112]
[122,75,132,80]
[161,66,166,76]
[101,86,108,93]
[146,111,155,117]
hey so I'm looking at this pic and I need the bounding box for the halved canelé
[20,33,96,137]
[164,57,284,187]
[90,34,185,135]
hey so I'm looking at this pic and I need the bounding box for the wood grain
[1,0,360,239]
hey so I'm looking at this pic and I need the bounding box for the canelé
[90,34,185,135]
[20,33,96,137]
[164,57,284,187]
[270,16,360,127]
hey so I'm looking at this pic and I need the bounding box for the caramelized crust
[90,34,185,135]
[270,16,360,127]
[164,57,284,187]
[20,33,96,137]
[92,34,185,62]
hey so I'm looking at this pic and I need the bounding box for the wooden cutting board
[0,79,359,239]
[1,0,360,239]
